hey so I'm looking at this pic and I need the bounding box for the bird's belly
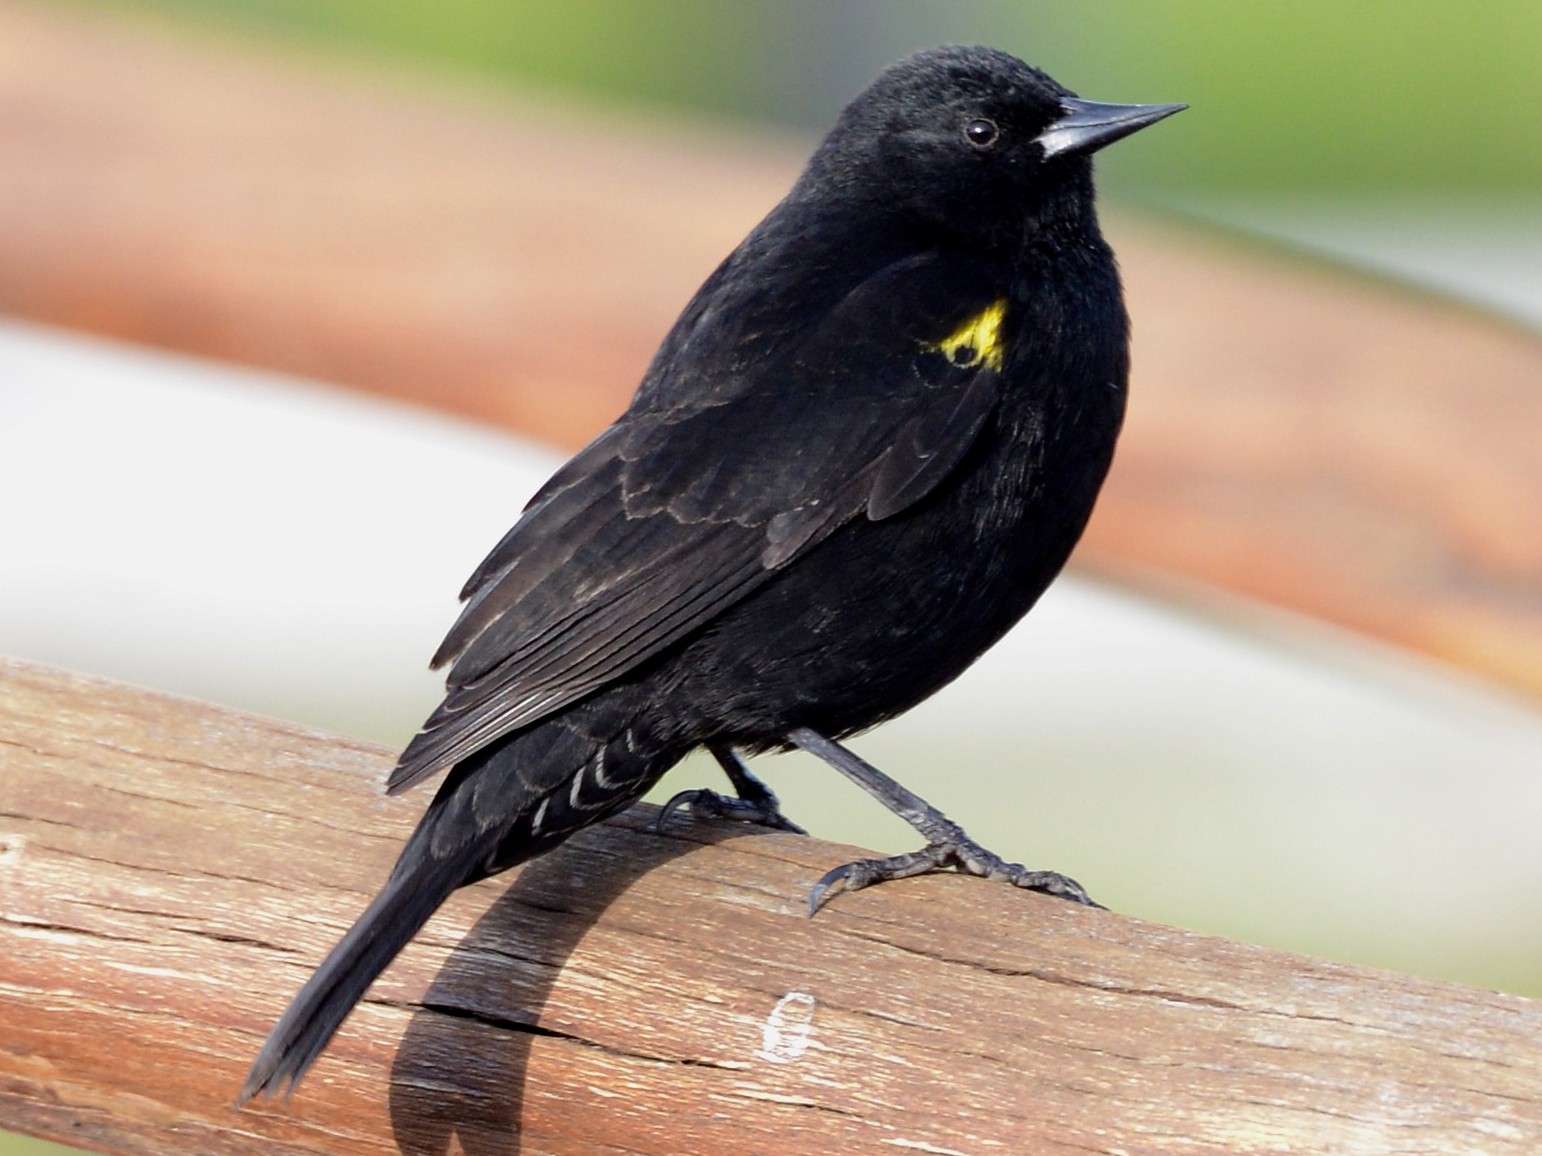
[661,430,1107,747]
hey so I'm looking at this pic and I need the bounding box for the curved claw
[757,811,806,835]
[653,788,706,832]
[1026,872,1104,909]
[806,849,934,916]
[806,863,855,918]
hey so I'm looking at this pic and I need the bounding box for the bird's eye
[963,118,999,148]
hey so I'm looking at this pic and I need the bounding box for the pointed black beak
[1035,98,1186,159]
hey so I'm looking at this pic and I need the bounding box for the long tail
[239,705,673,1104]
[237,812,493,1103]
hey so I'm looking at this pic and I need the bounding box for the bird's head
[796,45,1184,245]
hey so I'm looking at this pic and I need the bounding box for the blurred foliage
[85,0,1542,193]
[0,1133,75,1155]
[1029,3,1542,193]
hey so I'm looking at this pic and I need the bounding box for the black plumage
[240,45,1182,1103]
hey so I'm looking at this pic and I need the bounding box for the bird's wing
[388,252,1011,793]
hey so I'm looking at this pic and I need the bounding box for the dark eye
[964,118,999,148]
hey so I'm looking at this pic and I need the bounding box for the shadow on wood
[3,657,1540,1153]
[385,824,721,1155]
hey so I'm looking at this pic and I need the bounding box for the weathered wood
[2,657,1539,1154]
[3,6,1542,705]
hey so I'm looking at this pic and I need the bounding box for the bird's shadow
[386,809,738,1155]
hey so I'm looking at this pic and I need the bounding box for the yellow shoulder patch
[924,299,1008,372]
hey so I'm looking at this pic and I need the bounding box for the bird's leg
[787,726,1100,916]
[656,745,807,834]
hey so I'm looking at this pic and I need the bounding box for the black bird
[240,45,1182,1102]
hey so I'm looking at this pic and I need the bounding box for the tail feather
[238,827,491,1104]
[239,702,674,1104]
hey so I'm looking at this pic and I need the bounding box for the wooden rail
[3,656,1540,1154]
[2,4,1541,703]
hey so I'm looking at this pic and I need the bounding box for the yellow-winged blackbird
[240,45,1182,1102]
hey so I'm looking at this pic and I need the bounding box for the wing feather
[389,251,1018,794]
[390,523,765,791]
[865,370,1001,521]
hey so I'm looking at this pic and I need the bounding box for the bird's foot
[807,837,1101,917]
[656,746,805,834]
[656,786,805,834]
[783,727,1100,916]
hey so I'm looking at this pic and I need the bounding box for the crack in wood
[1,914,153,945]
[405,997,747,1073]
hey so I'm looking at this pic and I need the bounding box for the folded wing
[389,252,1014,792]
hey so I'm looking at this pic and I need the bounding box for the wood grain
[2,5,1542,704]
[2,655,1540,1154]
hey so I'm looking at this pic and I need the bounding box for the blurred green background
[85,0,1542,194]
[8,3,1540,1153]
